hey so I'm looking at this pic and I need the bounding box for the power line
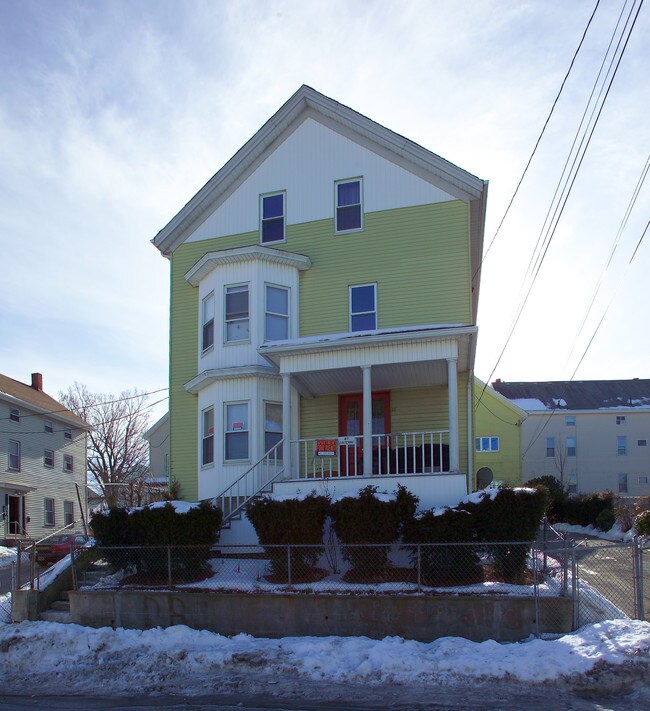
[0,386,169,422]
[479,0,643,408]
[476,0,601,275]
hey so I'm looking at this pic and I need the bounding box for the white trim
[260,190,286,245]
[335,177,363,234]
[201,290,215,353]
[185,245,311,286]
[184,365,279,394]
[264,283,290,341]
[201,406,215,468]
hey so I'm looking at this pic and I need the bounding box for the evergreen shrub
[245,494,330,580]
[329,485,418,576]
[595,508,616,532]
[524,475,567,521]
[90,501,222,580]
[636,510,650,536]
[562,491,615,527]
[403,508,482,585]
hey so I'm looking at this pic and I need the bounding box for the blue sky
[0,0,648,423]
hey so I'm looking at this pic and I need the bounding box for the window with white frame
[565,415,576,426]
[64,428,72,440]
[44,419,53,433]
[9,440,21,470]
[64,500,74,527]
[202,407,214,466]
[618,473,628,493]
[9,407,20,422]
[202,292,215,352]
[260,192,285,244]
[350,284,376,331]
[475,436,499,452]
[44,449,54,468]
[617,435,627,456]
[225,402,249,461]
[335,178,362,232]
[264,402,283,457]
[225,284,249,342]
[567,473,577,494]
[265,285,289,340]
[567,436,576,457]
[44,498,55,527]
[63,454,74,472]
[546,436,555,457]
[639,475,649,484]
[616,415,626,425]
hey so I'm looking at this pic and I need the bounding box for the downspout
[467,377,474,493]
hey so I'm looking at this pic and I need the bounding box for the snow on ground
[0,546,20,569]
[0,618,647,695]
[554,522,637,542]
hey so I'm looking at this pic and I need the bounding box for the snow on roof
[510,398,548,410]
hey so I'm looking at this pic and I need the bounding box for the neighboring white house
[0,372,90,543]
[143,412,170,488]
[491,379,650,497]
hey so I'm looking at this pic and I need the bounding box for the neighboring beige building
[492,379,650,496]
[0,372,90,544]
[473,378,526,489]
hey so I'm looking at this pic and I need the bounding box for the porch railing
[213,438,285,524]
[290,431,449,479]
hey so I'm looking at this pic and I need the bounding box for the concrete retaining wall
[70,590,573,642]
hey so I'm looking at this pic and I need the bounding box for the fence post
[571,545,578,631]
[167,546,172,587]
[417,545,421,591]
[287,545,292,588]
[542,517,548,574]
[70,544,77,591]
[633,537,645,621]
[562,536,569,597]
[15,541,22,590]
[532,545,540,638]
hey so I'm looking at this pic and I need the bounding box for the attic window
[10,408,20,422]
[335,179,362,233]
[260,192,285,244]
[616,415,626,425]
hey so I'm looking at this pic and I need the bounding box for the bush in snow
[459,487,548,583]
[330,485,418,577]
[561,491,615,528]
[523,475,567,521]
[90,501,222,580]
[636,510,650,536]
[245,494,330,580]
[402,508,482,585]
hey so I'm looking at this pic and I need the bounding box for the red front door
[338,392,391,475]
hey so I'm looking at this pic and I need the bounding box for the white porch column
[447,357,460,472]
[361,365,373,476]
[282,372,292,477]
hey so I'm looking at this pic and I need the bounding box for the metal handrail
[213,438,285,524]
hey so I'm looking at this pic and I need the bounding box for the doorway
[338,392,391,475]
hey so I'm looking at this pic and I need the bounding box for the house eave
[184,365,279,394]
[0,392,91,430]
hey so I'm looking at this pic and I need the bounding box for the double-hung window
[9,440,21,470]
[616,415,626,425]
[335,178,362,232]
[63,454,74,473]
[265,285,289,340]
[202,292,215,351]
[9,408,20,422]
[44,498,55,527]
[225,285,249,342]
[261,192,285,244]
[567,436,576,457]
[64,428,72,440]
[565,416,575,426]
[350,284,377,331]
[225,403,249,461]
[617,436,627,456]
[618,473,628,493]
[546,437,555,457]
[44,419,53,433]
[202,407,214,466]
[264,402,283,457]
[44,449,54,468]
[64,501,74,527]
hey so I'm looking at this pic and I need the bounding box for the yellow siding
[473,381,524,487]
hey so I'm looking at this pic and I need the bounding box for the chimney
[31,372,43,391]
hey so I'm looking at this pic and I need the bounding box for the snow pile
[0,619,647,694]
[0,546,18,569]
[553,522,636,542]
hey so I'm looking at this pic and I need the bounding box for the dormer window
[260,192,285,244]
[10,408,20,422]
[335,178,362,232]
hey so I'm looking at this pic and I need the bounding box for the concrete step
[39,609,72,623]
[50,599,70,612]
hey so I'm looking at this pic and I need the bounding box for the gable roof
[152,85,488,319]
[491,379,650,411]
[474,377,527,419]
[0,373,90,428]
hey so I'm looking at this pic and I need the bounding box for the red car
[35,533,89,565]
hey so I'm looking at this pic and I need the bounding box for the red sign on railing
[315,439,337,456]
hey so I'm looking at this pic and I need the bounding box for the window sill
[201,345,215,357]
[260,238,287,246]
[223,460,251,466]
[334,227,364,236]
[224,339,251,346]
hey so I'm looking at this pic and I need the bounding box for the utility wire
[476,0,601,275]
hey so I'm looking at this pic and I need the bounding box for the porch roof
[259,324,476,397]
